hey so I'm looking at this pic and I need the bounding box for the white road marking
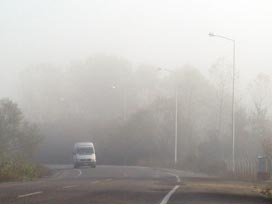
[63,185,78,189]
[18,191,43,198]
[160,185,180,204]
[91,181,99,184]
[75,169,82,177]
[159,173,181,204]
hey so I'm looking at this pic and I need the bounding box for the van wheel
[74,163,79,168]
[91,164,96,168]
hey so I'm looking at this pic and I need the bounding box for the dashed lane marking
[63,185,78,189]
[18,191,43,198]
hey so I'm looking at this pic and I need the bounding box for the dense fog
[1,1,272,174]
[11,55,271,174]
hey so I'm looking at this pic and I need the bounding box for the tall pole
[209,33,236,172]
[174,87,178,165]
[232,40,236,172]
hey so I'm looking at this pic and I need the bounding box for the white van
[73,142,96,168]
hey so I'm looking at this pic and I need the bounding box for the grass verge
[0,160,49,182]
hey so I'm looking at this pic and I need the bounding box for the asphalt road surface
[0,165,269,204]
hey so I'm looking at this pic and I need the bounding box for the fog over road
[0,165,268,204]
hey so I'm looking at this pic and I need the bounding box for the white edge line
[91,181,99,184]
[160,185,180,204]
[159,173,181,204]
[18,191,43,198]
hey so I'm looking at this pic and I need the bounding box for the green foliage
[0,98,42,182]
[0,160,47,182]
[0,98,41,158]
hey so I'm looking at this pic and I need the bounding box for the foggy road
[0,165,268,204]
[2,1,272,204]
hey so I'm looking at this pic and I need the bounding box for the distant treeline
[16,55,272,174]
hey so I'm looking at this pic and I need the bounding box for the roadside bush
[0,98,43,182]
[0,160,48,182]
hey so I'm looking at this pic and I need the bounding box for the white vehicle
[73,142,96,168]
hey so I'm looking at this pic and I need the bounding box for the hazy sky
[1,0,272,97]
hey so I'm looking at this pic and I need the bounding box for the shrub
[0,160,48,182]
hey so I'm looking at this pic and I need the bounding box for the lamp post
[158,68,178,165]
[209,32,236,172]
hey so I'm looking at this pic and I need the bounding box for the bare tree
[209,58,232,139]
[249,73,272,157]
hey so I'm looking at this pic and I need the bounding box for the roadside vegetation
[0,160,48,182]
[255,182,272,203]
[0,99,44,182]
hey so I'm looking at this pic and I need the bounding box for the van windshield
[77,147,94,155]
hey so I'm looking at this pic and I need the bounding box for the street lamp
[209,32,236,172]
[158,68,178,165]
